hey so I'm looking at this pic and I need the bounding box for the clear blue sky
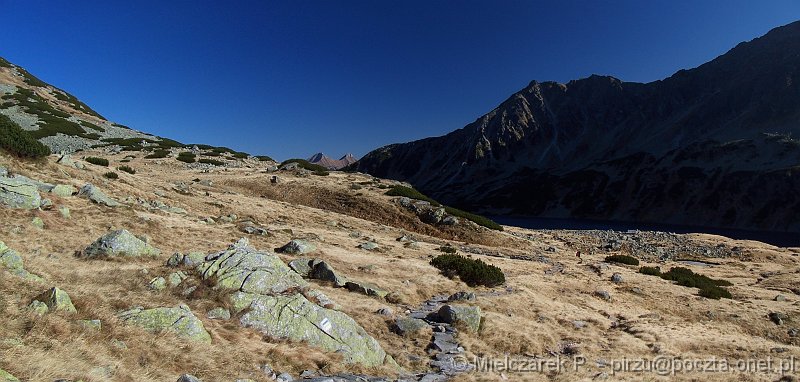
[1,1,798,160]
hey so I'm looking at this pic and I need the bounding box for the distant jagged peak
[307,151,358,170]
[308,152,328,162]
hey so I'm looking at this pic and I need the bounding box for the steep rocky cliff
[355,21,800,232]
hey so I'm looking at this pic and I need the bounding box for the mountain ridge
[0,57,167,153]
[354,20,800,232]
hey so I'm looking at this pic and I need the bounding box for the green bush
[698,286,732,299]
[313,170,330,176]
[444,206,503,231]
[385,185,440,205]
[212,147,234,153]
[0,114,50,158]
[639,266,661,276]
[154,137,184,148]
[79,120,104,132]
[438,246,457,254]
[176,152,196,163]
[640,266,733,300]
[202,151,222,157]
[232,152,249,159]
[280,158,330,173]
[431,254,505,287]
[144,150,169,159]
[103,171,118,179]
[117,165,136,174]
[85,156,109,167]
[256,155,274,162]
[659,267,732,288]
[198,158,224,166]
[605,255,640,266]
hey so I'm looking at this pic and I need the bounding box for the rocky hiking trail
[408,295,473,381]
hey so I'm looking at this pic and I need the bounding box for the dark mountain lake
[490,216,799,248]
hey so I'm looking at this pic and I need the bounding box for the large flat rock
[230,291,390,367]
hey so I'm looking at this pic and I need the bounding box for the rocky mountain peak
[307,152,358,170]
[354,20,800,232]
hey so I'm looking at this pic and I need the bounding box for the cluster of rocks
[200,213,241,225]
[0,166,74,210]
[238,220,270,236]
[55,153,84,169]
[553,230,735,262]
[28,287,77,315]
[396,197,459,226]
[277,239,316,254]
[78,183,120,207]
[65,230,398,368]
[460,243,555,264]
[288,256,389,299]
[122,195,186,214]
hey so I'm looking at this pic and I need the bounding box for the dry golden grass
[0,151,798,381]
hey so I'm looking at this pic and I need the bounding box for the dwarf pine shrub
[199,158,224,166]
[639,266,661,276]
[605,254,640,266]
[117,165,136,174]
[85,156,109,167]
[431,254,505,287]
[0,114,50,158]
[176,152,196,163]
[640,266,732,300]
